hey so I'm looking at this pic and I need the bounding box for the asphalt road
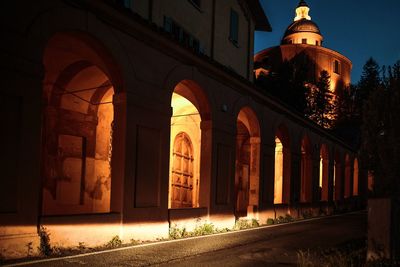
[9,212,366,267]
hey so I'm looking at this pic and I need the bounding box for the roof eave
[246,0,272,32]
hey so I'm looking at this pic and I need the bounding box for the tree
[255,53,312,115]
[356,58,381,118]
[306,70,335,128]
[361,60,400,197]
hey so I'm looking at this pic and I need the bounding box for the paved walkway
[6,211,367,267]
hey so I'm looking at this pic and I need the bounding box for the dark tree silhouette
[361,60,400,197]
[255,53,312,114]
[306,70,335,128]
[356,57,381,117]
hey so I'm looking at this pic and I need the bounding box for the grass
[296,239,399,267]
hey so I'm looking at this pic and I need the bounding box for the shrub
[234,219,250,230]
[169,224,186,239]
[266,218,275,225]
[285,214,295,222]
[38,226,52,256]
[251,218,260,227]
[193,223,215,236]
[106,235,122,249]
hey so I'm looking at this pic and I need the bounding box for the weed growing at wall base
[105,236,122,249]
[38,226,52,256]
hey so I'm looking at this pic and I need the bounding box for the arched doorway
[319,144,329,201]
[300,136,312,203]
[41,33,124,215]
[169,80,210,209]
[235,107,260,218]
[275,125,291,204]
[170,132,195,208]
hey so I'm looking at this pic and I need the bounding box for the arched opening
[319,144,329,201]
[274,137,283,204]
[300,136,312,203]
[169,80,210,209]
[353,158,359,196]
[333,151,342,201]
[235,107,260,218]
[344,154,352,198]
[41,33,124,215]
[275,125,291,204]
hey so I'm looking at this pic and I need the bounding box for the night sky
[255,0,400,83]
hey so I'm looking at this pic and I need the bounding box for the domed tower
[281,0,323,46]
[254,0,352,95]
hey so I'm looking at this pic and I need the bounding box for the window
[316,41,319,46]
[334,60,340,74]
[163,17,201,54]
[302,38,307,44]
[229,9,239,45]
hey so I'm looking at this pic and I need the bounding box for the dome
[283,19,321,38]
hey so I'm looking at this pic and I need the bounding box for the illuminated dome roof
[284,19,321,37]
[281,0,323,45]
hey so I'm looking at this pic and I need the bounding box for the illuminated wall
[274,137,283,204]
[131,0,258,80]
[255,45,352,97]
[282,32,322,46]
[41,36,117,215]
[319,144,329,201]
[275,125,292,204]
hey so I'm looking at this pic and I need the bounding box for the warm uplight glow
[42,58,115,215]
[319,144,329,201]
[274,137,283,204]
[319,158,323,188]
[170,92,201,208]
[353,158,359,196]
[294,5,311,21]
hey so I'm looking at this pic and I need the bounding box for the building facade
[254,0,352,94]
[1,0,365,259]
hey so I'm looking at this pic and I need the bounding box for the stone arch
[274,124,291,204]
[300,134,313,203]
[41,32,126,215]
[234,106,261,218]
[164,66,213,121]
[319,143,329,201]
[26,4,136,91]
[169,80,212,209]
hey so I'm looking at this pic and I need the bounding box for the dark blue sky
[255,0,400,83]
